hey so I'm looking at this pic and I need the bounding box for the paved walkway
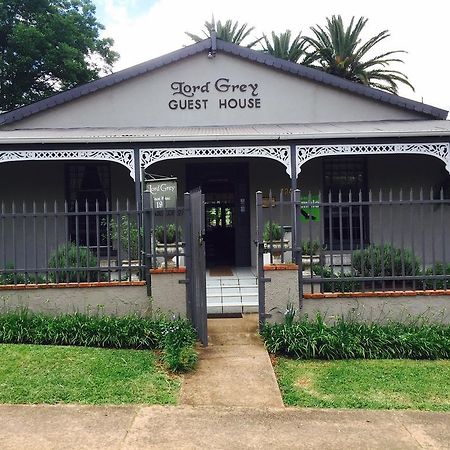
[180,314,283,407]
[1,404,449,449]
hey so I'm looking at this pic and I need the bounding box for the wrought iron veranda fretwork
[140,146,292,176]
[295,143,450,178]
[0,149,136,179]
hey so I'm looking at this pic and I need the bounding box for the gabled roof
[0,37,447,126]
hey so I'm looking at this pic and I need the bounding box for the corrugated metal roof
[1,120,450,144]
[0,38,447,126]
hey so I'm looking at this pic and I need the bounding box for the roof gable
[0,37,447,128]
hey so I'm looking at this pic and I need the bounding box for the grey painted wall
[0,286,152,316]
[7,53,425,130]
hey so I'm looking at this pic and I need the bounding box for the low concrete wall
[0,272,188,318]
[265,268,450,324]
[0,286,152,316]
[150,272,187,317]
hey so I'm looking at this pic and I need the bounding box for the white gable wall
[7,53,425,129]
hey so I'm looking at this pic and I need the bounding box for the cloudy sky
[93,0,450,113]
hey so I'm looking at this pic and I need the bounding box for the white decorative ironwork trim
[0,149,136,179]
[296,143,450,177]
[140,146,292,176]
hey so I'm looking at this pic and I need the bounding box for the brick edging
[264,264,298,271]
[150,267,186,274]
[304,290,450,299]
[0,281,146,291]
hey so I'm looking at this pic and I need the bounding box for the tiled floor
[206,267,258,314]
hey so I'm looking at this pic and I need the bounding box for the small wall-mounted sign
[145,178,177,209]
[300,195,320,222]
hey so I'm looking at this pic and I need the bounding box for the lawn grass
[275,357,450,411]
[0,344,180,405]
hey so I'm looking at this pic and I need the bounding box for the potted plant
[107,216,142,277]
[154,224,184,267]
[262,221,289,263]
[301,240,322,269]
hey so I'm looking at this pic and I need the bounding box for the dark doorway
[323,157,369,249]
[186,162,250,267]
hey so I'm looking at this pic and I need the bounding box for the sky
[93,0,450,114]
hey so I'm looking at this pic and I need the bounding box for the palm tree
[186,17,262,48]
[261,30,314,64]
[303,15,414,94]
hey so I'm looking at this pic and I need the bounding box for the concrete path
[180,314,284,407]
[1,404,449,449]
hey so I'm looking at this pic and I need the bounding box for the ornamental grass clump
[261,313,450,360]
[0,309,198,372]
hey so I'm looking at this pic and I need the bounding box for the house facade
[0,37,449,326]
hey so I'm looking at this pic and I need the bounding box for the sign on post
[145,178,177,209]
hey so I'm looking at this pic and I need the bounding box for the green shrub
[422,263,450,290]
[163,345,198,372]
[352,244,421,277]
[107,215,142,260]
[263,221,282,241]
[312,265,361,292]
[0,263,46,285]
[48,244,100,282]
[154,224,182,244]
[162,320,198,371]
[0,310,198,372]
[261,313,450,360]
[301,240,321,256]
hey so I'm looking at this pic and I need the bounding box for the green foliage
[162,321,198,372]
[154,224,182,245]
[48,243,100,282]
[0,262,46,285]
[186,17,261,48]
[422,263,450,290]
[301,240,321,256]
[108,215,142,260]
[261,313,450,360]
[352,244,421,277]
[312,265,361,292]
[0,310,198,372]
[303,15,414,94]
[263,221,282,241]
[262,30,313,64]
[0,0,119,111]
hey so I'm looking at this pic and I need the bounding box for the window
[65,163,111,250]
[323,157,369,250]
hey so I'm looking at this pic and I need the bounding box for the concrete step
[207,292,258,299]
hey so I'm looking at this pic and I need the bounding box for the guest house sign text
[168,77,261,111]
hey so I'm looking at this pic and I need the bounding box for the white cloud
[96,0,450,112]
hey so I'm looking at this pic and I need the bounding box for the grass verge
[275,357,450,411]
[0,344,180,405]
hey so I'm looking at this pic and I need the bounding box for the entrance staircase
[206,267,258,314]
